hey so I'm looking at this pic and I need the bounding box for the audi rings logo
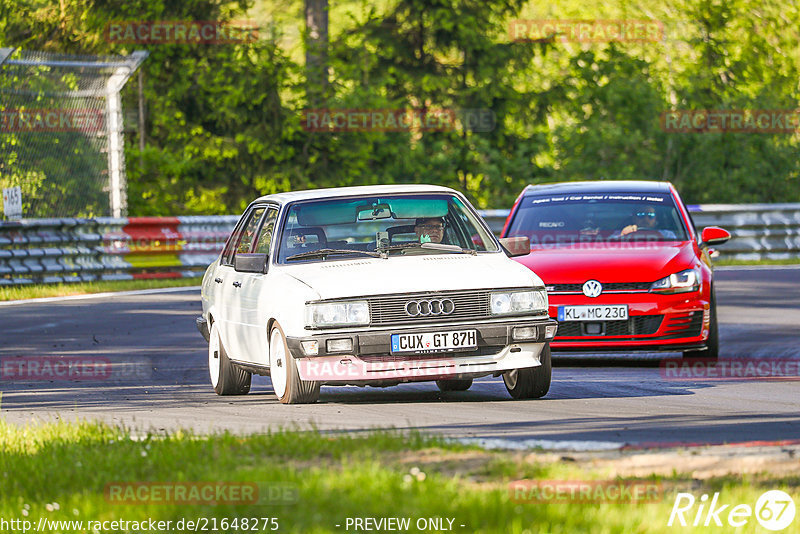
[405,299,455,317]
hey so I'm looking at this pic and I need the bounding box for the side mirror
[700,226,731,247]
[234,253,269,274]
[498,236,530,257]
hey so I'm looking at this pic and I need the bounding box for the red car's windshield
[507,192,689,246]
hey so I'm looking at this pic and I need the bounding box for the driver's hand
[620,224,638,236]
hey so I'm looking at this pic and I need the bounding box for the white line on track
[715,264,800,271]
[0,286,200,307]
[453,437,625,452]
[0,264,794,307]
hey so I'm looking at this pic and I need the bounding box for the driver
[414,217,445,244]
[617,205,676,239]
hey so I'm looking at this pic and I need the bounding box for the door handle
[214,277,223,284]
[232,281,242,288]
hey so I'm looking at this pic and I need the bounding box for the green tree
[326,0,555,207]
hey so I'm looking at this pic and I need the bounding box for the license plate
[390,330,477,354]
[558,305,629,321]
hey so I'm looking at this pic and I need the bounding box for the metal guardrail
[1,205,798,285]
[0,216,238,286]
[687,204,800,260]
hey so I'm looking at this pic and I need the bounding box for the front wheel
[269,324,320,404]
[503,344,551,399]
[208,320,251,396]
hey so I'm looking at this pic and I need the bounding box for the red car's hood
[513,241,697,284]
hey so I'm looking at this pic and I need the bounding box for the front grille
[367,290,491,326]
[549,282,651,293]
[556,315,664,337]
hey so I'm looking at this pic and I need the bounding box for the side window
[221,207,265,265]
[237,208,266,254]
[253,209,279,254]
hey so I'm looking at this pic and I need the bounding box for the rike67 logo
[669,490,795,531]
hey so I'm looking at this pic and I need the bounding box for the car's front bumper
[196,316,210,342]
[287,318,557,384]
[547,292,709,352]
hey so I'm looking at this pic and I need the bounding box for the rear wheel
[436,378,473,392]
[683,289,719,361]
[208,321,251,395]
[269,323,320,404]
[503,344,551,399]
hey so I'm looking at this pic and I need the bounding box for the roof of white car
[253,184,458,204]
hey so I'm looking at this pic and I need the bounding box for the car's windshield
[276,193,499,263]
[506,192,689,247]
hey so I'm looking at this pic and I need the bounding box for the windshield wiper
[286,248,382,261]
[380,242,477,255]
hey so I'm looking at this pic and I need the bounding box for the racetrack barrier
[1,205,798,285]
[0,216,238,286]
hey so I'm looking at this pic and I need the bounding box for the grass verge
[0,278,199,301]
[1,420,797,533]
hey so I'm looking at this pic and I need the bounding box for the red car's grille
[549,282,652,293]
[556,315,663,338]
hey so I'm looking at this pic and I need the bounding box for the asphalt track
[1,267,799,448]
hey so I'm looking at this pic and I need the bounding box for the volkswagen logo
[582,280,603,298]
[405,299,455,317]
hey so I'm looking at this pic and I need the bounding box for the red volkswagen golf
[501,181,731,359]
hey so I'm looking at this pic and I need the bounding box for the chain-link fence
[0,48,147,219]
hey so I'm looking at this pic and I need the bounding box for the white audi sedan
[197,185,557,403]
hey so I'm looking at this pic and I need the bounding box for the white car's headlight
[305,301,370,328]
[490,289,548,315]
[650,268,700,293]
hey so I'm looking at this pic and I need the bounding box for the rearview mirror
[234,253,269,274]
[700,226,731,247]
[357,203,393,221]
[498,236,530,257]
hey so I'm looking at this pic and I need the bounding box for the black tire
[209,321,251,396]
[269,324,320,404]
[436,378,473,392]
[683,288,719,361]
[503,344,552,399]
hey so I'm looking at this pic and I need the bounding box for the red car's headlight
[649,268,700,294]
